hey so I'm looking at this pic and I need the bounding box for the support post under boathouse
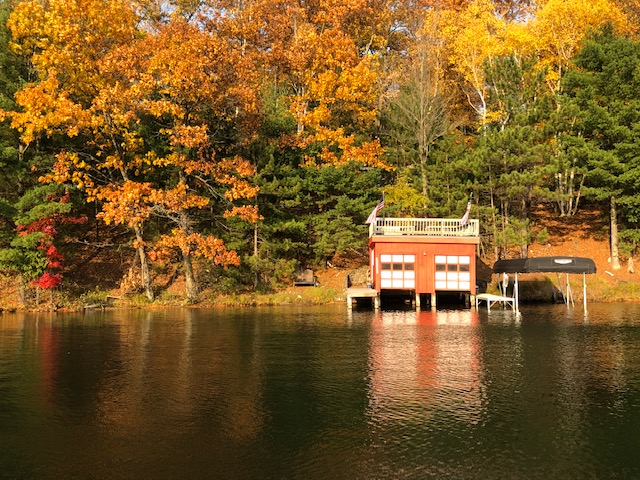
[356,217,480,309]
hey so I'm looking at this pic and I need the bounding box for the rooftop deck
[369,218,479,238]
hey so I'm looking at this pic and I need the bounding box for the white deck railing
[369,218,479,238]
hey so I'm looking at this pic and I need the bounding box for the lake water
[1,303,640,479]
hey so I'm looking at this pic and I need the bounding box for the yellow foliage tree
[4,0,160,298]
[526,0,630,94]
[439,0,509,126]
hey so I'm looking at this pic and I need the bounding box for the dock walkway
[346,287,380,309]
[475,293,515,311]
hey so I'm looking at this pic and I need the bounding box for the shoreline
[4,282,640,314]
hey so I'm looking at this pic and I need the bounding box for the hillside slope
[528,206,638,300]
[1,205,638,309]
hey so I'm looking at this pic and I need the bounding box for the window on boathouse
[380,254,415,289]
[435,255,471,291]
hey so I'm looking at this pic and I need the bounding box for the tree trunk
[121,166,154,301]
[420,159,428,199]
[176,209,199,302]
[183,252,198,303]
[520,236,528,258]
[556,165,583,217]
[134,224,154,300]
[17,275,25,305]
[610,195,621,270]
[520,197,529,258]
[570,172,584,217]
[489,177,499,260]
[253,221,259,289]
[501,198,508,257]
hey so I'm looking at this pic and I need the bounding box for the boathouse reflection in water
[366,310,483,429]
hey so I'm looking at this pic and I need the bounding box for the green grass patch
[211,287,339,307]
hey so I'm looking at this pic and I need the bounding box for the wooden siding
[369,219,480,296]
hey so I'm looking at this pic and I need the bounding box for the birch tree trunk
[610,195,621,270]
[520,199,529,258]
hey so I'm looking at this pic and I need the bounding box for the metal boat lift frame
[492,256,597,313]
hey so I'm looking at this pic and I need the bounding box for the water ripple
[1,305,640,478]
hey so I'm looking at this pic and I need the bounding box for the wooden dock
[475,293,515,311]
[346,287,380,309]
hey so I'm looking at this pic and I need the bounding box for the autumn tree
[92,20,260,302]
[528,0,629,96]
[493,0,535,21]
[2,0,158,296]
[440,0,508,126]
[200,0,393,286]
[6,2,260,302]
[247,82,385,288]
[216,0,388,167]
[518,0,631,223]
[287,29,386,170]
[611,0,640,37]
[421,0,535,21]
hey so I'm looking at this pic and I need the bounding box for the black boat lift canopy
[493,257,596,275]
[491,256,597,312]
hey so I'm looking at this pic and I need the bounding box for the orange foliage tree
[207,0,390,169]
[6,1,259,302]
[95,20,260,302]
[4,0,159,297]
[289,27,386,168]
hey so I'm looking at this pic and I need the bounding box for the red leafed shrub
[33,271,63,290]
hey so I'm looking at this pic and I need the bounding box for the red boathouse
[368,217,480,308]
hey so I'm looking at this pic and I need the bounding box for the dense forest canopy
[0,0,639,304]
